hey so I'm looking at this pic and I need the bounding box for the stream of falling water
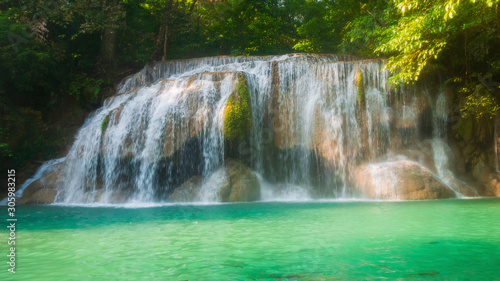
[23,54,467,204]
[431,90,465,197]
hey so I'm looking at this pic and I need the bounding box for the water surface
[2,199,500,280]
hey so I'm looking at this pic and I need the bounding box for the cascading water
[60,71,239,203]
[20,54,477,204]
[430,90,467,197]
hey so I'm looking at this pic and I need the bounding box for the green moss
[101,114,110,133]
[223,74,252,143]
[457,117,473,141]
[357,69,365,108]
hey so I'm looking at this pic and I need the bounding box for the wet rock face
[472,155,491,184]
[19,164,63,204]
[489,174,500,196]
[353,160,456,200]
[21,54,498,203]
[103,73,239,160]
[223,159,261,202]
[169,159,260,203]
[169,176,202,202]
[223,73,252,143]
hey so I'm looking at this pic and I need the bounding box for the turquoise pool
[2,199,500,280]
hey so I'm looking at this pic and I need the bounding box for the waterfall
[22,54,473,203]
[430,90,465,197]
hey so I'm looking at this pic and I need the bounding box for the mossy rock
[457,117,473,141]
[357,69,365,108]
[101,114,110,133]
[223,73,252,143]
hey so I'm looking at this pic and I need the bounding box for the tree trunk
[163,25,168,61]
[156,0,173,61]
[497,3,500,40]
[189,0,198,14]
[101,26,117,64]
[100,0,119,65]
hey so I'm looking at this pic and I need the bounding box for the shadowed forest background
[1,0,500,178]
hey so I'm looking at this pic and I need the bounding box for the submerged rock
[405,270,439,277]
[169,159,260,202]
[353,159,456,200]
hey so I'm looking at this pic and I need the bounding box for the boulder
[399,141,436,174]
[19,166,63,204]
[223,159,260,202]
[168,159,260,202]
[169,176,202,202]
[353,159,456,200]
[472,155,490,184]
[22,188,57,204]
[489,173,500,196]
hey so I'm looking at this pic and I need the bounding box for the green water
[2,199,500,280]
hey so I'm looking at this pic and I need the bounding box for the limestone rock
[489,174,500,196]
[22,188,57,204]
[168,159,260,202]
[223,159,260,202]
[472,155,490,184]
[353,159,456,200]
[223,73,252,143]
[169,176,202,202]
[19,165,63,204]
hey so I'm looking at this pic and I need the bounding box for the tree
[343,0,500,118]
[293,0,363,53]
[100,0,124,64]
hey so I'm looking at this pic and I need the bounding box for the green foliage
[294,0,363,53]
[223,75,252,143]
[341,0,397,56]
[0,103,57,168]
[374,0,499,83]
[198,0,300,56]
[459,80,500,119]
[101,114,110,133]
[68,74,108,108]
[376,3,450,83]
[0,143,12,157]
[0,128,13,158]
[342,0,500,118]
[15,134,58,167]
